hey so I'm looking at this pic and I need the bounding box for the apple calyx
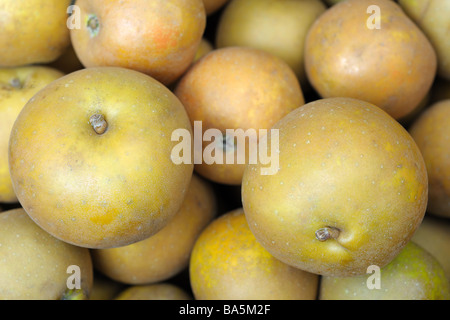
[87,14,100,37]
[61,288,88,300]
[89,113,108,135]
[315,227,340,242]
[9,78,22,89]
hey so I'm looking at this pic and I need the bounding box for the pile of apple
[0,0,449,300]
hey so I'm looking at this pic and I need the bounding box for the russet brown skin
[202,0,230,15]
[304,0,437,120]
[409,100,450,218]
[174,46,305,185]
[242,97,428,277]
[0,0,71,67]
[8,67,194,249]
[70,0,206,86]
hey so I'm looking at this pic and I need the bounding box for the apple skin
[8,67,194,249]
[319,242,450,300]
[0,66,65,203]
[409,100,450,218]
[91,174,217,285]
[189,208,319,300]
[70,0,206,86]
[215,0,326,87]
[304,0,437,120]
[114,283,192,300]
[399,0,450,80]
[0,208,93,300]
[174,47,304,185]
[242,97,428,277]
[0,0,71,67]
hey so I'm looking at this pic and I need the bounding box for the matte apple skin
[0,0,71,67]
[174,47,304,185]
[399,0,450,80]
[0,208,93,300]
[8,67,194,249]
[242,97,428,277]
[91,174,217,284]
[0,66,64,203]
[304,0,437,120]
[115,283,192,300]
[189,208,319,300]
[409,100,450,218]
[70,0,206,86]
[319,242,450,300]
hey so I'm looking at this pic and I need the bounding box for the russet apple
[174,47,305,185]
[91,174,217,284]
[319,242,450,300]
[0,66,65,203]
[70,0,206,86]
[304,0,437,120]
[189,208,319,300]
[215,0,326,87]
[409,100,450,218]
[0,208,93,300]
[114,283,192,300]
[8,67,194,249]
[0,0,71,67]
[242,97,428,277]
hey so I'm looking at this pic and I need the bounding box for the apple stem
[315,227,340,241]
[89,113,108,135]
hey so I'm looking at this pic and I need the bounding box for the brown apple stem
[89,113,108,135]
[315,227,340,242]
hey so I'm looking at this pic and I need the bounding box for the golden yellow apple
[8,67,194,249]
[91,174,217,284]
[242,97,428,277]
[0,208,93,300]
[0,66,64,203]
[189,208,320,300]
[0,0,71,67]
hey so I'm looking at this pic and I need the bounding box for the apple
[242,97,428,277]
[202,0,230,15]
[304,0,437,120]
[412,215,450,285]
[8,67,194,249]
[215,0,326,87]
[189,208,319,300]
[0,66,65,203]
[0,0,71,67]
[399,0,450,80]
[0,208,93,300]
[114,283,192,300]
[70,0,206,86]
[319,242,450,300]
[91,174,217,284]
[174,46,305,185]
[409,100,450,218]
